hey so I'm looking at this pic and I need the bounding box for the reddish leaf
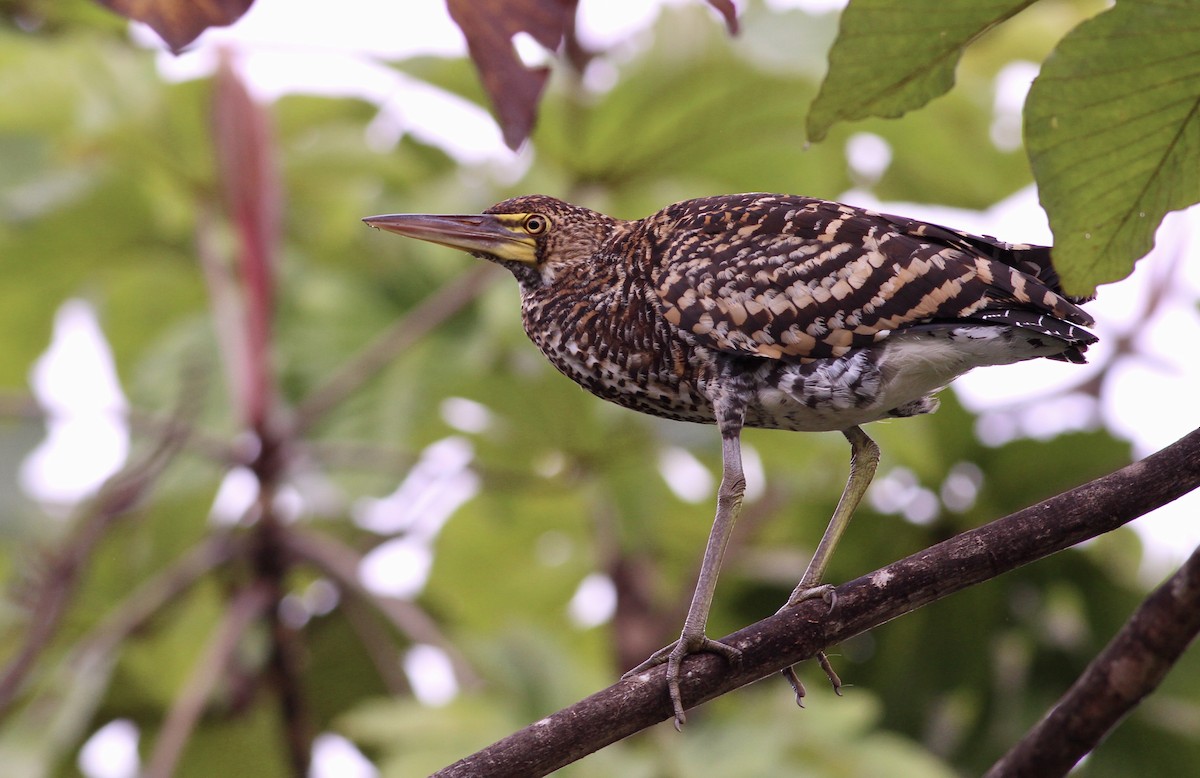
[212,52,280,430]
[706,0,739,35]
[94,0,255,52]
[446,0,578,150]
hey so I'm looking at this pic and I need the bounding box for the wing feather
[650,194,1094,361]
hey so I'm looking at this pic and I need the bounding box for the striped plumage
[364,192,1097,727]
[652,194,1090,362]
[481,194,1093,432]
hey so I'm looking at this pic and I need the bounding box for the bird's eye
[523,214,549,235]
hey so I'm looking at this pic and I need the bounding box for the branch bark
[434,425,1200,777]
[986,542,1200,777]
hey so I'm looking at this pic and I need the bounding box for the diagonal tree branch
[0,415,190,716]
[143,583,274,778]
[82,532,240,660]
[283,526,482,691]
[291,264,499,435]
[986,542,1200,777]
[433,425,1200,777]
[0,390,244,468]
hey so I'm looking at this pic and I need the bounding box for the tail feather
[885,213,1094,306]
[971,308,1098,363]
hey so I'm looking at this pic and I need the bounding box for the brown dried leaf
[95,0,255,52]
[446,0,578,150]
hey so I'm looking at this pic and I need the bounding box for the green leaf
[339,696,516,778]
[0,645,118,777]
[807,0,1035,141]
[163,699,292,778]
[1026,0,1200,293]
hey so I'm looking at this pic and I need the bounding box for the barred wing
[650,194,1094,361]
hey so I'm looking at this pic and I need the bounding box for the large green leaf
[1026,0,1200,293]
[807,0,1036,141]
[0,32,210,387]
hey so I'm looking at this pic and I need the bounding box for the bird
[364,192,1097,728]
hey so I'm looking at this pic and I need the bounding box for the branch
[0,389,244,468]
[291,264,499,435]
[82,532,239,659]
[986,543,1200,777]
[283,527,482,690]
[0,417,188,715]
[143,583,274,778]
[126,405,246,466]
[433,425,1200,777]
[338,596,414,696]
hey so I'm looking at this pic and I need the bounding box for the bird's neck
[515,245,712,422]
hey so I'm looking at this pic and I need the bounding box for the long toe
[622,642,675,678]
[690,634,743,667]
[665,638,743,728]
[783,582,837,611]
[624,634,743,678]
[783,665,807,707]
[624,635,744,728]
[817,651,844,695]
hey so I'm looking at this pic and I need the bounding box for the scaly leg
[780,426,880,702]
[624,426,748,728]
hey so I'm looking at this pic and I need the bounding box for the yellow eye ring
[523,214,549,235]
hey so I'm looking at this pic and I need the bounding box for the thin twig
[0,389,244,467]
[292,264,499,435]
[261,518,316,776]
[143,583,274,778]
[267,600,314,778]
[0,417,190,715]
[283,527,481,690]
[126,405,247,466]
[0,391,41,420]
[242,415,315,778]
[298,439,415,474]
[985,543,1200,777]
[433,425,1200,777]
[339,596,414,696]
[83,532,240,658]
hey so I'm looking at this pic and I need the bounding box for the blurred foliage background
[1,1,1198,776]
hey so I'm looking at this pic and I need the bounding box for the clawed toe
[689,634,743,667]
[780,649,843,710]
[777,584,845,705]
[816,651,843,695]
[626,635,742,728]
[784,582,837,611]
[783,665,806,707]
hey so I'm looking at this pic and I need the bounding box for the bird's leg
[779,425,880,703]
[792,426,880,596]
[624,420,748,728]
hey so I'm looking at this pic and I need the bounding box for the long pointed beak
[362,213,538,265]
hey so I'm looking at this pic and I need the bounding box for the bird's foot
[777,584,843,704]
[623,633,743,729]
